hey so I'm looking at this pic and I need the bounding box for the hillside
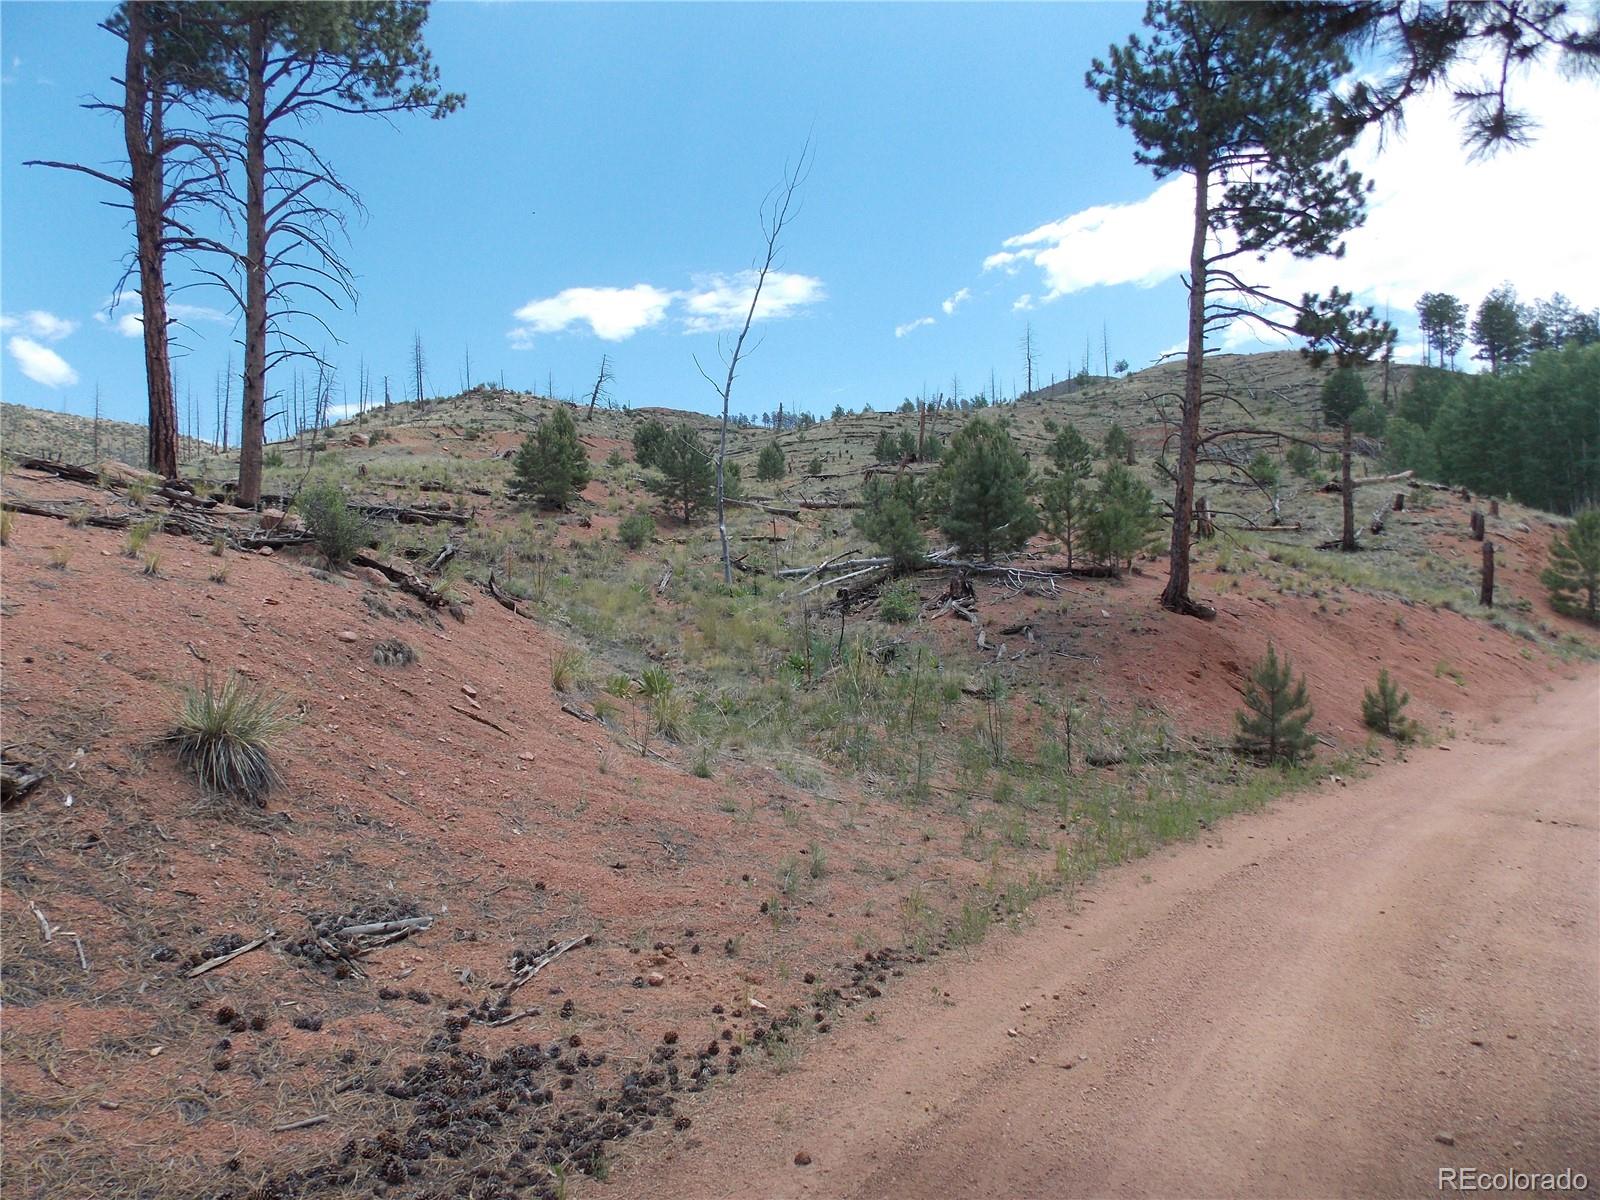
[1,349,1594,1200]
[1,401,216,470]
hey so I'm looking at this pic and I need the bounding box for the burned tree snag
[1480,541,1495,607]
[1470,510,1486,541]
[1393,491,1405,512]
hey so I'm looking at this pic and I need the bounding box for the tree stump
[1393,492,1405,512]
[1480,540,1495,607]
[1489,498,1500,517]
[1470,510,1486,540]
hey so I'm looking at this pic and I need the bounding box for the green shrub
[511,406,591,508]
[167,674,296,804]
[295,481,371,567]
[550,647,585,693]
[756,442,786,482]
[1542,508,1600,622]
[263,448,285,469]
[878,580,919,623]
[617,511,655,550]
[1362,668,1417,740]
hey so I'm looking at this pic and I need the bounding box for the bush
[167,674,296,804]
[1079,464,1161,571]
[605,448,626,468]
[617,510,655,550]
[932,417,1038,562]
[878,580,919,623]
[295,481,371,567]
[1362,668,1417,740]
[550,648,584,693]
[806,456,823,476]
[1284,441,1317,478]
[756,442,786,482]
[1235,644,1315,763]
[511,405,590,508]
[642,424,715,521]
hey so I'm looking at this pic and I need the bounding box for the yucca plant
[167,674,296,804]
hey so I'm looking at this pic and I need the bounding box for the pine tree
[1102,422,1132,464]
[1472,285,1528,375]
[1089,2,1367,616]
[854,478,927,572]
[873,429,901,463]
[1080,463,1162,572]
[932,418,1038,562]
[1320,368,1368,551]
[643,423,716,522]
[1235,644,1316,764]
[510,405,590,508]
[1542,509,1600,622]
[632,418,668,470]
[1362,669,1418,741]
[756,441,786,482]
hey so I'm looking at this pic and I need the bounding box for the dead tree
[1393,491,1405,512]
[695,142,811,587]
[1470,510,1486,541]
[1480,541,1495,607]
[585,354,614,419]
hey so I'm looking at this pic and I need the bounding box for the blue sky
[3,2,1596,436]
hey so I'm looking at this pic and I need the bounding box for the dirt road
[614,670,1600,1199]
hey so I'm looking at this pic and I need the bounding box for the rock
[461,684,478,698]
[259,508,288,530]
[749,998,768,1012]
[517,752,535,762]
[1435,1133,1455,1147]
[794,1151,812,1167]
[337,631,358,643]
[1006,1028,1020,1038]
[256,547,275,557]
[351,566,390,589]
[646,972,665,987]
[211,503,249,516]
[347,433,368,448]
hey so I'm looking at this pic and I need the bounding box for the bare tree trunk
[1480,540,1495,607]
[236,15,268,506]
[1160,158,1209,616]
[124,3,179,479]
[1340,420,1357,551]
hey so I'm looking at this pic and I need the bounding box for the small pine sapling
[1362,668,1418,741]
[1235,644,1316,763]
[1541,509,1600,622]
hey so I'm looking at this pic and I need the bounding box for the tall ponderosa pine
[932,418,1038,562]
[210,1,463,506]
[1472,285,1528,375]
[1320,368,1368,551]
[1542,508,1600,622]
[510,406,590,509]
[1235,643,1316,763]
[27,3,232,477]
[1416,291,1468,369]
[643,424,716,522]
[1089,2,1368,617]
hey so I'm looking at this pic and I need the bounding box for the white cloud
[1012,294,1036,312]
[0,309,77,341]
[941,287,972,316]
[8,336,79,387]
[509,272,826,345]
[511,284,675,342]
[95,300,231,338]
[983,57,1600,340]
[680,271,825,334]
[895,316,936,338]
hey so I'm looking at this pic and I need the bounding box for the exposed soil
[609,668,1600,1199]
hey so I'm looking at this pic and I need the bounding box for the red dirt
[608,667,1600,1199]
[1,463,1591,1198]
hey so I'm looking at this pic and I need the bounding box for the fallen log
[0,498,133,529]
[1319,468,1414,493]
[484,572,534,619]
[351,552,451,610]
[14,458,103,484]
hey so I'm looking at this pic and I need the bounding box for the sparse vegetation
[617,510,655,550]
